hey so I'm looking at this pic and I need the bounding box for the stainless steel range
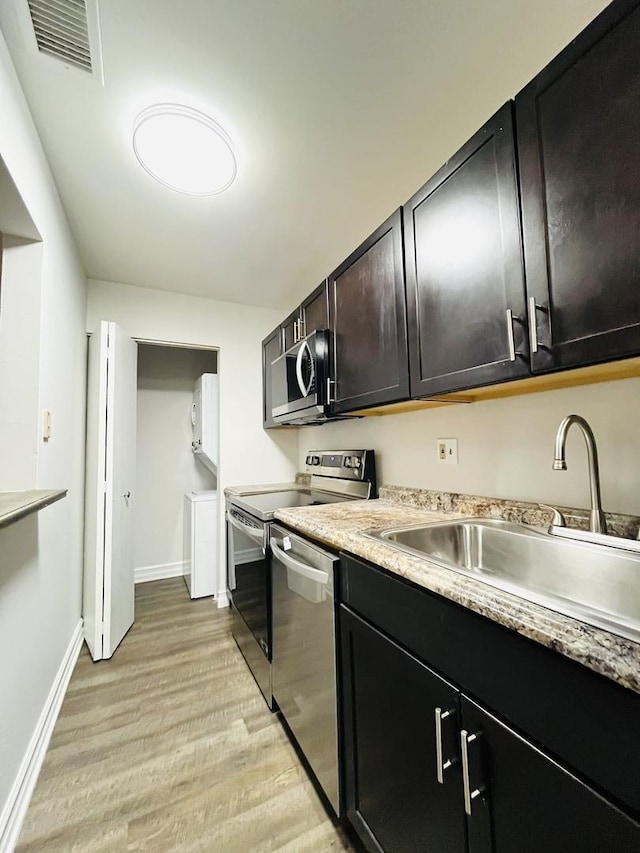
[225,450,376,712]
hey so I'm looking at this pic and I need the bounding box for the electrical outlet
[437,438,458,465]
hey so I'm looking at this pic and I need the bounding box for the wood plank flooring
[17,579,355,852]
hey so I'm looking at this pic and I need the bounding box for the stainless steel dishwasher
[270,523,340,816]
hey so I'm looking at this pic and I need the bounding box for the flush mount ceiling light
[132,104,237,196]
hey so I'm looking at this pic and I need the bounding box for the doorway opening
[134,342,219,587]
[84,326,221,661]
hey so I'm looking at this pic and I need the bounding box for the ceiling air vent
[25,0,103,82]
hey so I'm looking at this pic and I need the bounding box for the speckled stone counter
[379,485,640,540]
[273,499,640,695]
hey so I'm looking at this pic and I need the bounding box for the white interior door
[83,322,109,660]
[84,321,137,661]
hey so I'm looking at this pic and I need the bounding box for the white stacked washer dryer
[184,374,219,598]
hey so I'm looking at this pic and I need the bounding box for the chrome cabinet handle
[506,309,517,362]
[298,314,305,340]
[435,707,456,784]
[293,318,299,344]
[528,296,539,354]
[326,377,335,404]
[460,729,484,815]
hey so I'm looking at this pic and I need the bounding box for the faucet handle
[539,503,566,528]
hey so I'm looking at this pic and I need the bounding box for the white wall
[0,29,87,845]
[87,279,299,598]
[0,237,42,489]
[298,378,640,516]
[135,344,218,574]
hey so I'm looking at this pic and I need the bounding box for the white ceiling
[0,0,606,310]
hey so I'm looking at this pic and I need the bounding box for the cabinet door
[329,209,409,414]
[517,0,640,372]
[262,325,282,429]
[404,103,529,397]
[460,696,640,853]
[281,308,300,352]
[301,280,329,336]
[341,607,466,853]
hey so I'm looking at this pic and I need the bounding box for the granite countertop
[0,489,67,529]
[273,498,640,695]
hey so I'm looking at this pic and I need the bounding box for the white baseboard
[135,560,186,584]
[0,619,83,853]
[216,589,230,609]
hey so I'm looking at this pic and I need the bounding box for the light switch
[437,438,458,465]
[42,410,52,441]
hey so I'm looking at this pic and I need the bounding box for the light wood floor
[17,578,355,852]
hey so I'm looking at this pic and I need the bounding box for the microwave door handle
[295,339,314,398]
[228,513,265,550]
[270,538,329,584]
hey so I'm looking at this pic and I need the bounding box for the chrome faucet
[552,414,607,535]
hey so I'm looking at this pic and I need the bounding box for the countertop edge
[0,489,68,530]
[273,503,640,696]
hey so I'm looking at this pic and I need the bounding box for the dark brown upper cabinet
[263,281,328,428]
[404,103,529,399]
[262,324,282,429]
[280,280,328,352]
[328,209,409,414]
[300,280,329,338]
[517,0,640,373]
[280,308,300,353]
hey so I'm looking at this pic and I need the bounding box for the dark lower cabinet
[328,209,409,414]
[461,696,640,853]
[341,608,466,853]
[339,559,640,853]
[404,103,529,397]
[517,0,640,372]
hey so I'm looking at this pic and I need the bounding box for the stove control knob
[351,456,362,469]
[312,455,321,465]
[306,455,313,465]
[343,456,352,468]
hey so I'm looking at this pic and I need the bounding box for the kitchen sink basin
[364,518,640,643]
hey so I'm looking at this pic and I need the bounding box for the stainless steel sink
[364,518,640,643]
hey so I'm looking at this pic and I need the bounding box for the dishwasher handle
[270,538,329,584]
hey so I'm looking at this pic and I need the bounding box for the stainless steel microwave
[271,330,330,425]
